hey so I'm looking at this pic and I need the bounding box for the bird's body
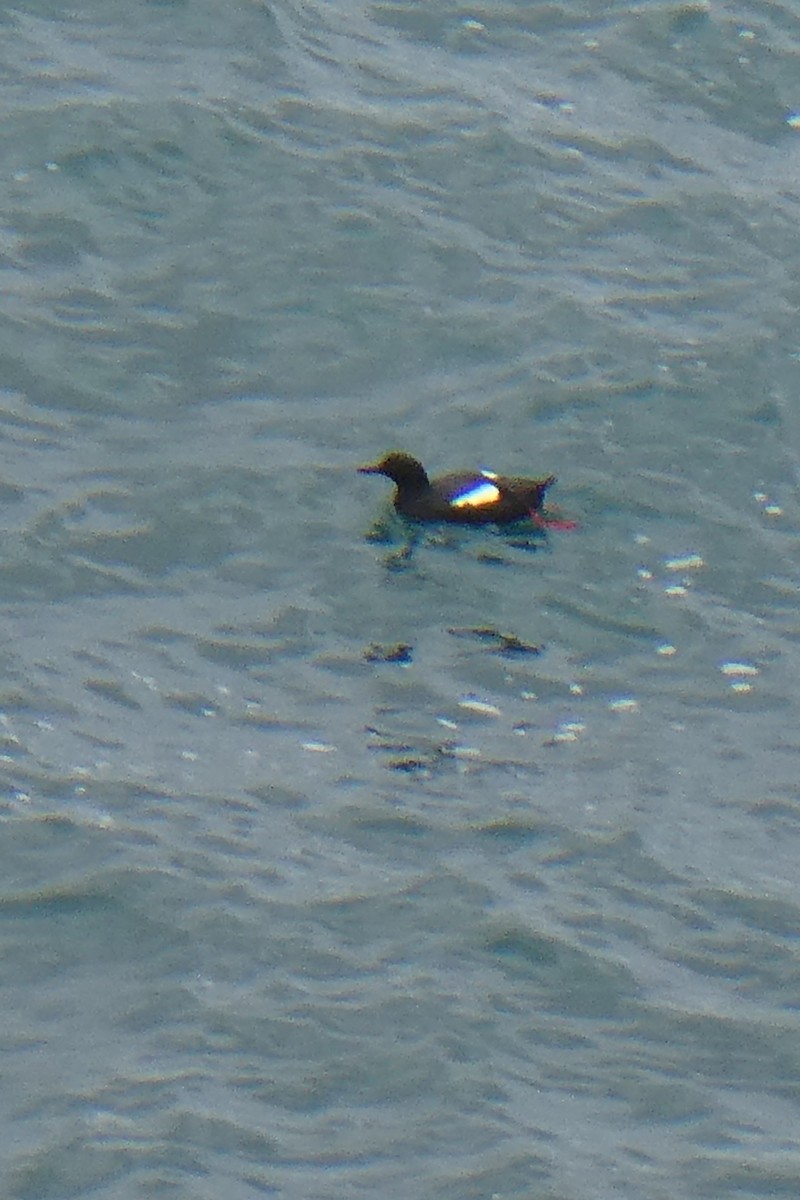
[358,452,557,526]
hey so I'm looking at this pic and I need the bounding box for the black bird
[358,451,559,526]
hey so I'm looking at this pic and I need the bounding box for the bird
[358,451,561,527]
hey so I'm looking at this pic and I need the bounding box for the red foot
[531,511,579,532]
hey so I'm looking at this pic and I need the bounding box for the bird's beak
[358,462,381,474]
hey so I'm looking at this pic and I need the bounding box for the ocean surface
[2,2,800,1197]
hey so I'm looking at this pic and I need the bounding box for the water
[2,2,800,1197]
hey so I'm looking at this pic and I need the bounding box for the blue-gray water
[2,2,800,1197]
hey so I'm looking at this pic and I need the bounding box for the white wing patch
[451,478,501,508]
